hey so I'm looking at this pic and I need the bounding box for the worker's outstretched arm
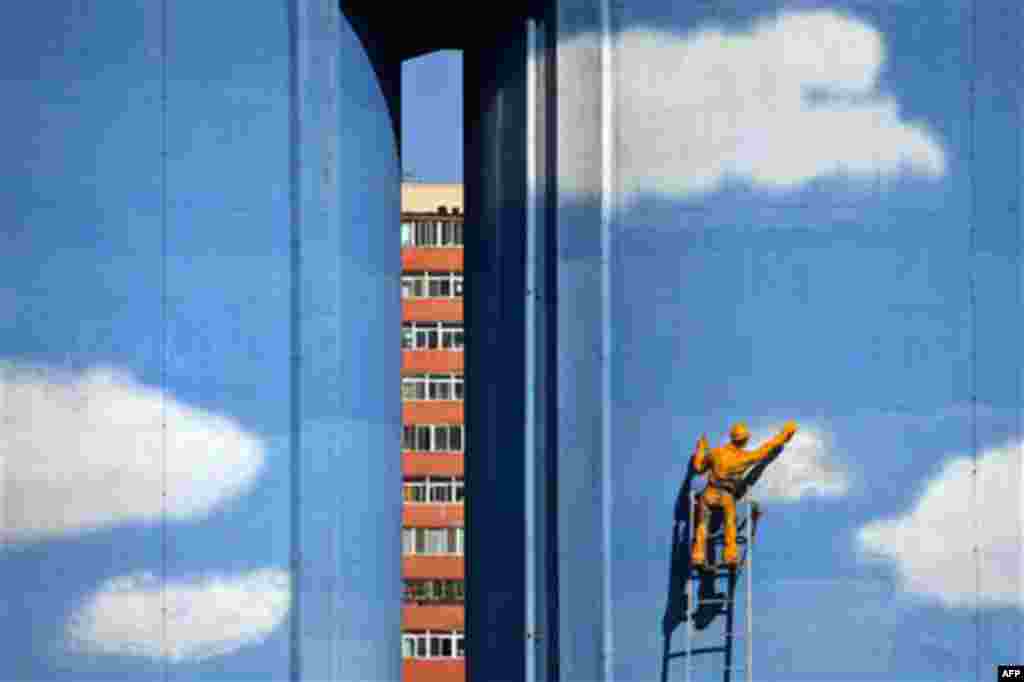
[691,434,710,473]
[739,421,797,468]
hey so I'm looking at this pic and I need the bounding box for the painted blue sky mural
[582,3,1021,680]
[1,1,1020,681]
[2,2,398,679]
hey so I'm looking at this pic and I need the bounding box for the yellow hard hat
[729,422,750,445]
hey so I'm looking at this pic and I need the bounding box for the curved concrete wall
[0,1,400,680]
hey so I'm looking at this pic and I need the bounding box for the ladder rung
[667,646,727,658]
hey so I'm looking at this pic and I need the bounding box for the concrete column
[464,19,531,682]
[291,1,401,679]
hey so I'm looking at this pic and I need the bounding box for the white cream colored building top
[401,182,463,214]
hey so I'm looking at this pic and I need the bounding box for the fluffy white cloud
[857,441,1022,608]
[65,568,290,662]
[748,424,850,502]
[553,10,946,203]
[0,362,266,543]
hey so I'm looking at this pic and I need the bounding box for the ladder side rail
[686,491,695,682]
[746,501,753,682]
[722,567,738,682]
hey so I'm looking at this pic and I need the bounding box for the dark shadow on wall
[662,458,698,637]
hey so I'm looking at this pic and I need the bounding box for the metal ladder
[661,495,755,682]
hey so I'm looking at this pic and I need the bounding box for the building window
[401,527,464,555]
[401,322,464,350]
[402,634,418,659]
[433,425,449,450]
[402,477,463,505]
[440,221,463,247]
[400,272,463,299]
[401,376,427,401]
[401,631,464,659]
[431,632,452,658]
[401,374,463,402]
[402,527,414,555]
[401,272,424,299]
[401,219,463,248]
[415,527,426,554]
[429,374,451,400]
[426,528,447,554]
[441,323,463,349]
[449,425,464,451]
[402,424,464,452]
[420,322,439,349]
[404,579,465,603]
[415,221,438,247]
[429,478,453,503]
[428,274,450,297]
[403,478,427,503]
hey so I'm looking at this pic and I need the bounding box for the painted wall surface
[3,1,1022,682]
[0,2,400,681]
[549,1,1022,680]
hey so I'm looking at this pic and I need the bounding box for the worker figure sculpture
[690,421,798,570]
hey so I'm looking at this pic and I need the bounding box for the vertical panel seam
[545,10,561,678]
[1016,0,1024,664]
[967,2,979,680]
[599,0,615,678]
[288,1,303,680]
[526,18,539,682]
[324,4,340,680]
[159,0,169,675]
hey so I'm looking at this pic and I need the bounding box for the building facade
[400,183,466,682]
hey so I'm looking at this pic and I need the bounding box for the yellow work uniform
[690,427,793,567]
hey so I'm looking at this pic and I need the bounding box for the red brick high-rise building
[400,183,465,682]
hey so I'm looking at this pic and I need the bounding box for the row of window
[401,271,464,299]
[401,221,464,248]
[402,322,464,350]
[402,630,465,659]
[400,224,465,658]
[403,477,464,504]
[402,374,464,401]
[402,527,464,555]
[404,579,465,603]
[403,424,464,452]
